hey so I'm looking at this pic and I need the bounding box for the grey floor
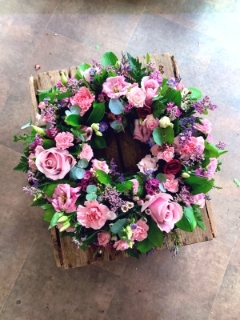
[1,0,240,319]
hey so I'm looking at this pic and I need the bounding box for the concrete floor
[0,0,240,319]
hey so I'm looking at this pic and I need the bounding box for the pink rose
[133,119,152,143]
[55,132,74,150]
[131,219,149,242]
[194,119,212,135]
[163,174,179,193]
[137,154,158,174]
[141,193,183,233]
[141,76,159,106]
[97,232,111,246]
[126,86,146,108]
[154,146,174,162]
[35,146,76,180]
[174,136,204,160]
[102,76,130,99]
[79,144,93,161]
[91,159,110,174]
[51,184,81,213]
[77,200,110,229]
[113,239,130,251]
[142,114,159,131]
[71,87,95,116]
[192,193,205,208]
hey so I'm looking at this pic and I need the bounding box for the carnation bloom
[137,154,158,174]
[71,87,95,116]
[55,132,74,150]
[102,76,130,99]
[131,219,149,241]
[51,184,81,213]
[174,136,205,160]
[141,193,183,233]
[192,193,205,208]
[97,232,111,246]
[194,118,212,135]
[163,174,179,193]
[77,200,111,230]
[113,239,130,251]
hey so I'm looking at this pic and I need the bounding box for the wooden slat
[29,53,217,269]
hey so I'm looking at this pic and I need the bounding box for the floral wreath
[14,52,227,257]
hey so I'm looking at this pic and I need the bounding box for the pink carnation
[151,145,174,162]
[55,132,74,150]
[137,154,158,174]
[51,184,81,213]
[175,136,204,160]
[113,239,130,251]
[102,76,130,99]
[91,159,110,174]
[192,193,205,208]
[79,144,93,162]
[71,87,95,116]
[97,232,111,247]
[205,158,218,179]
[131,219,149,242]
[77,200,110,230]
[163,174,179,193]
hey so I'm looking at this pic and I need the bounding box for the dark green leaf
[42,183,58,197]
[65,114,82,127]
[153,126,174,145]
[49,212,62,229]
[42,206,56,222]
[136,238,154,253]
[31,197,47,207]
[148,217,164,247]
[152,100,166,118]
[87,102,105,125]
[204,141,228,158]
[125,248,140,260]
[90,136,107,149]
[78,62,91,72]
[192,205,206,230]
[42,139,55,149]
[164,89,182,107]
[101,51,118,66]
[95,169,112,184]
[110,218,127,234]
[176,206,197,232]
[116,181,133,192]
[13,156,29,172]
[184,175,214,194]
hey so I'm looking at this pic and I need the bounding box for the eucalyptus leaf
[86,185,97,193]
[77,159,89,169]
[70,166,86,180]
[110,120,124,132]
[109,99,125,115]
[86,193,97,201]
[110,218,127,234]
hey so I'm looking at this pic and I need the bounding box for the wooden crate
[29,53,217,269]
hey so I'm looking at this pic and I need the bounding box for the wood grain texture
[29,53,217,269]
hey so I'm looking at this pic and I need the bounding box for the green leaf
[176,206,197,232]
[184,175,214,194]
[234,178,240,187]
[146,53,150,64]
[13,156,29,172]
[188,87,202,101]
[101,51,118,66]
[192,205,206,230]
[49,212,62,229]
[41,203,53,210]
[147,217,164,247]
[42,139,55,149]
[87,102,105,125]
[42,183,58,197]
[136,238,154,253]
[153,126,174,145]
[164,89,182,107]
[125,248,140,260]
[116,181,133,192]
[95,169,112,184]
[78,62,91,72]
[110,218,127,234]
[65,114,82,127]
[204,141,228,158]
[152,100,166,118]
[156,173,166,183]
[31,198,46,207]
[42,206,56,222]
[91,136,107,149]
[86,185,97,193]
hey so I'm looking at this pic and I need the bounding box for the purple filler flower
[99,121,108,133]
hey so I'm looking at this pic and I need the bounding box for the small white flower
[145,209,152,215]
[121,205,128,212]
[159,116,173,128]
[127,201,134,209]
